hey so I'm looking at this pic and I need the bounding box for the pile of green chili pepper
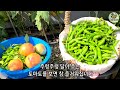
[63,18,119,65]
[0,44,45,70]
[0,44,27,70]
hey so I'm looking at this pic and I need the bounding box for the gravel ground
[49,43,63,64]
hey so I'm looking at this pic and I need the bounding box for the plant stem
[42,28,48,42]
[6,11,18,37]
[19,11,26,34]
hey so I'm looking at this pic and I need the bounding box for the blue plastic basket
[0,36,52,79]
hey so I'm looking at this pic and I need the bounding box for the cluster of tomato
[8,43,46,71]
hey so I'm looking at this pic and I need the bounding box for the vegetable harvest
[0,35,46,71]
[63,18,119,65]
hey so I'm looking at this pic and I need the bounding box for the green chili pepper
[98,37,106,46]
[100,45,112,50]
[87,62,93,65]
[68,46,78,51]
[65,26,74,48]
[102,53,111,57]
[63,18,117,65]
[88,33,96,40]
[70,42,78,47]
[81,55,91,62]
[84,30,91,34]
[1,56,7,59]
[69,25,80,40]
[93,35,102,40]
[89,41,97,46]
[75,49,82,55]
[85,52,94,58]
[102,57,111,60]
[107,29,113,35]
[75,40,89,45]
[104,60,108,64]
[0,44,24,69]
[113,40,119,47]
[68,37,85,45]
[0,61,4,65]
[9,50,15,54]
[78,46,88,61]
[68,25,73,37]
[97,46,102,64]
[101,50,113,53]
[91,45,97,62]
[68,39,76,45]
[76,29,84,37]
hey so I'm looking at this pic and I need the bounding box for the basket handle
[64,11,71,31]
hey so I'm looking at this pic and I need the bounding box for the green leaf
[0,26,3,29]
[24,34,29,43]
[0,11,8,19]
[31,11,37,22]
[10,11,19,19]
[36,20,42,31]
[0,18,6,28]
[39,11,49,24]
[0,45,6,50]
[57,11,64,14]
[35,12,42,30]
[1,29,8,37]
[35,11,49,31]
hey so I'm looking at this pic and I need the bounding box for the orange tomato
[19,43,35,56]
[25,53,42,68]
[8,58,23,71]
[35,44,46,55]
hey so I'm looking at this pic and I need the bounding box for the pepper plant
[0,11,64,42]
